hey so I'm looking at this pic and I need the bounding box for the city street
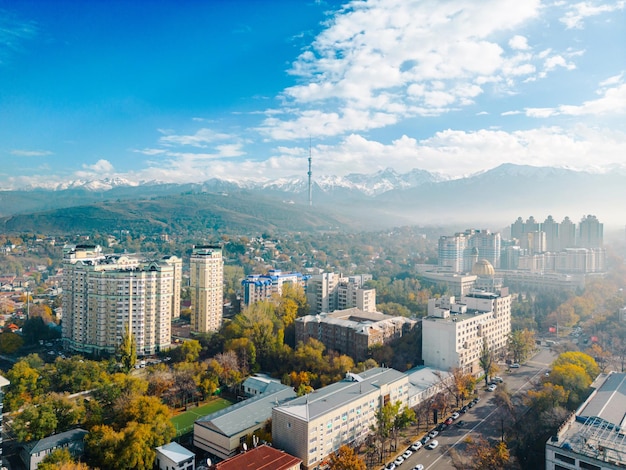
[387,347,557,470]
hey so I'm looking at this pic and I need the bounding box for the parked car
[493,376,503,383]
[444,417,453,425]
[428,430,439,438]
[467,401,475,408]
[410,441,423,451]
[511,363,520,368]
[451,411,460,419]
[385,463,396,470]
[402,449,413,459]
[421,435,430,445]
[428,440,439,449]
[414,465,424,470]
[487,384,497,392]
[460,405,468,413]
[394,456,404,466]
[456,420,466,427]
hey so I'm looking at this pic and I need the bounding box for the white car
[488,384,497,392]
[451,411,460,419]
[414,466,425,470]
[410,441,422,451]
[402,449,413,459]
[428,440,439,449]
[428,430,439,438]
[510,363,520,368]
[394,456,404,465]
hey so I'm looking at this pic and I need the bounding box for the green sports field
[171,398,233,436]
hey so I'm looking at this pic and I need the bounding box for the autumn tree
[452,436,512,470]
[328,444,367,470]
[0,331,23,353]
[38,448,89,470]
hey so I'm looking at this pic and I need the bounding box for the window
[579,462,600,470]
[554,453,575,465]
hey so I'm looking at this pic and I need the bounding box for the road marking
[425,354,554,469]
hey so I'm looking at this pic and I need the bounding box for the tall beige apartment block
[62,245,181,356]
[190,245,223,333]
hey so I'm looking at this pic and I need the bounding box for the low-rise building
[155,441,195,470]
[272,367,410,470]
[211,444,301,470]
[19,428,88,470]
[295,308,416,361]
[194,386,296,461]
[545,372,626,470]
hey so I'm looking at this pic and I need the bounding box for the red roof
[214,445,301,470]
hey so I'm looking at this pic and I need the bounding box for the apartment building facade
[62,245,181,355]
[272,367,410,470]
[422,290,511,374]
[241,269,306,307]
[190,245,223,333]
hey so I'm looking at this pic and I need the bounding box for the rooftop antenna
[308,135,313,207]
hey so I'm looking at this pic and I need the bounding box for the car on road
[394,456,404,466]
[410,441,422,451]
[460,405,468,413]
[444,417,453,425]
[413,465,424,470]
[451,411,460,419]
[402,449,413,459]
[456,420,466,427]
[428,430,439,438]
[385,463,396,470]
[467,401,475,408]
[492,376,503,383]
[487,384,497,392]
[420,435,430,445]
[510,363,520,368]
[428,440,439,449]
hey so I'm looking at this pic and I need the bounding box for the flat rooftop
[548,372,626,467]
[273,367,406,422]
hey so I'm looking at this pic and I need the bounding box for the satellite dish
[242,443,248,451]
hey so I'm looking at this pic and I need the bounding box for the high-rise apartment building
[578,214,603,249]
[305,273,374,315]
[438,229,500,273]
[241,270,306,307]
[190,245,224,333]
[62,245,181,355]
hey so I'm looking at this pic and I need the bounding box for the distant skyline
[1,0,625,189]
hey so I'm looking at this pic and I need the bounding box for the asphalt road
[388,347,557,470]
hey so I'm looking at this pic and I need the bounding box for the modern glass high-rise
[190,245,224,333]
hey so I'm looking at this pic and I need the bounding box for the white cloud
[81,159,114,173]
[10,149,52,157]
[158,128,234,147]
[525,82,626,117]
[509,35,530,50]
[258,0,547,140]
[560,1,625,29]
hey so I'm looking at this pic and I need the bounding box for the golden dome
[472,259,495,277]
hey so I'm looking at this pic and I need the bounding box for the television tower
[308,137,313,206]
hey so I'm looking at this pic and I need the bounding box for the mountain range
[1,164,624,234]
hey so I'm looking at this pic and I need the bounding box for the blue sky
[1,0,625,189]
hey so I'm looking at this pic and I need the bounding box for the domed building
[472,259,503,292]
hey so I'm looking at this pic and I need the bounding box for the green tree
[4,358,42,411]
[479,338,496,387]
[0,331,23,353]
[13,401,58,442]
[508,329,536,364]
[174,339,202,363]
[118,328,137,372]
